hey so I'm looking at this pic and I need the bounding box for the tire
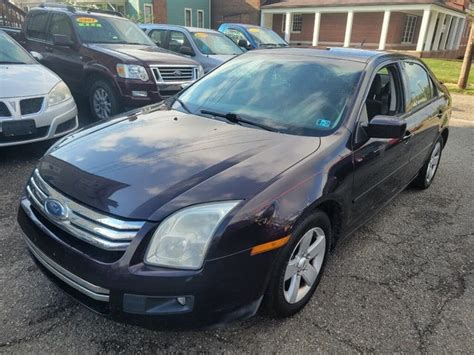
[263,210,332,317]
[89,80,120,121]
[412,136,443,189]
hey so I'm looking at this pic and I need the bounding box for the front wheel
[412,136,443,189]
[89,80,120,120]
[263,211,331,317]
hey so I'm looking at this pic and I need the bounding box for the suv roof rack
[85,8,124,17]
[38,3,76,12]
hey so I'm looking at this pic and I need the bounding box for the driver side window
[361,64,402,124]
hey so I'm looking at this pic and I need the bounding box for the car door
[42,13,83,92]
[148,28,169,49]
[399,60,448,180]
[350,62,412,223]
[23,10,51,57]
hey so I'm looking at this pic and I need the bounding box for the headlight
[197,65,204,78]
[145,201,240,270]
[116,64,149,81]
[48,81,72,107]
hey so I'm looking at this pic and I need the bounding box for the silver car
[0,31,78,147]
[140,25,243,73]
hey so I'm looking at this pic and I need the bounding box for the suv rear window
[26,11,49,41]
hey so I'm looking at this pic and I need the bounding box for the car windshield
[176,53,364,136]
[191,31,243,55]
[0,32,35,64]
[74,16,154,45]
[246,27,287,47]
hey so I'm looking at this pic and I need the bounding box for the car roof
[222,23,263,29]
[250,47,409,63]
[140,24,220,34]
[30,6,123,19]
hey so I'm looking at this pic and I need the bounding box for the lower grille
[151,65,197,83]
[55,117,77,134]
[25,236,110,302]
[0,102,11,117]
[20,97,44,115]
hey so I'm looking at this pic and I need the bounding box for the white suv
[0,31,78,147]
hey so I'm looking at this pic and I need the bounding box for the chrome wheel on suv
[89,80,120,121]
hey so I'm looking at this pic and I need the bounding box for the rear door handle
[45,46,53,53]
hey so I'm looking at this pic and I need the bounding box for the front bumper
[0,98,78,147]
[116,80,187,109]
[17,198,275,327]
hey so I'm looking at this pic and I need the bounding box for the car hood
[86,44,198,66]
[38,107,320,221]
[0,64,61,98]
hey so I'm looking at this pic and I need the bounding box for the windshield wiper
[200,110,276,132]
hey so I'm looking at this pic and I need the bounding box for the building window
[197,10,204,28]
[184,8,192,27]
[292,14,303,33]
[402,15,417,43]
[143,4,153,24]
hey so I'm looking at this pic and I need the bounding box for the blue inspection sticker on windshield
[316,119,331,128]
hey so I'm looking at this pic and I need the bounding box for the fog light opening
[132,91,148,97]
[177,296,187,306]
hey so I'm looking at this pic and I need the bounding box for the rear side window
[26,12,49,41]
[403,62,436,111]
[149,29,167,48]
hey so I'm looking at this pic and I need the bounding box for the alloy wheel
[283,227,326,304]
[426,141,441,184]
[93,87,112,119]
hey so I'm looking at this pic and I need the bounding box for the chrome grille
[26,169,145,251]
[150,65,197,83]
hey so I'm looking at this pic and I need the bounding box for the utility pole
[458,21,473,89]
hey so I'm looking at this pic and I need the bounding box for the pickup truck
[2,5,203,120]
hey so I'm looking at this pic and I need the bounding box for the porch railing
[0,0,26,28]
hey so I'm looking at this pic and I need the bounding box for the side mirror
[179,46,195,56]
[30,51,43,61]
[365,115,406,139]
[53,34,75,47]
[238,39,252,50]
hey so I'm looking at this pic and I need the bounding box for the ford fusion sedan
[18,48,450,326]
[141,25,243,73]
[0,30,77,147]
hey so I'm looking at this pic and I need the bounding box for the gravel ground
[0,95,472,353]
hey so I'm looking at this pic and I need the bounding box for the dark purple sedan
[18,48,451,326]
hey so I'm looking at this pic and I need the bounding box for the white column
[416,9,431,52]
[447,17,460,50]
[424,11,438,51]
[261,12,273,29]
[432,13,446,50]
[439,15,453,50]
[284,12,291,43]
[344,10,354,47]
[312,12,321,47]
[454,18,466,49]
[378,11,391,50]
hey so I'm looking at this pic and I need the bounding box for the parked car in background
[218,23,288,50]
[2,5,203,120]
[141,25,243,73]
[18,48,451,326]
[0,30,77,147]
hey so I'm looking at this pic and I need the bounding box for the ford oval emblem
[44,199,67,220]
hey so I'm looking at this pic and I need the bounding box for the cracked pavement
[0,95,473,353]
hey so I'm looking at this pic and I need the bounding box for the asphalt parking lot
[0,95,473,353]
